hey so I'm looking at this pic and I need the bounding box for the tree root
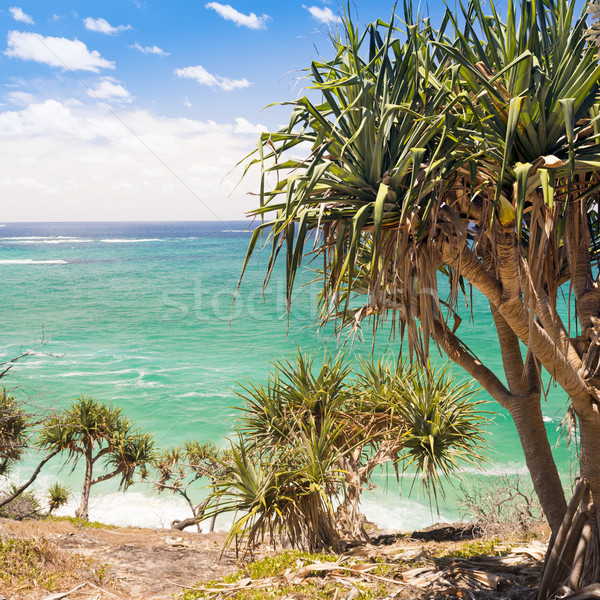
[171,516,201,531]
[538,479,600,600]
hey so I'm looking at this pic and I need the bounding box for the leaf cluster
[241,0,600,363]
[37,395,155,490]
[0,390,29,476]
[153,440,224,492]
[209,351,487,552]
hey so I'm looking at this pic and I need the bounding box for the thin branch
[90,466,123,486]
[0,448,61,508]
[431,318,513,409]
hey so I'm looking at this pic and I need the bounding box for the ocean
[0,221,573,530]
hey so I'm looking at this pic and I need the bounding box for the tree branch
[445,240,592,408]
[431,318,513,409]
[0,448,60,508]
[92,447,111,464]
[90,466,123,486]
[529,276,583,371]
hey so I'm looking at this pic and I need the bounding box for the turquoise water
[0,221,573,529]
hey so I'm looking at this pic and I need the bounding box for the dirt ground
[0,518,548,600]
[0,518,239,600]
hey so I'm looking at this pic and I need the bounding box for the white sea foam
[44,488,444,532]
[221,230,252,233]
[0,236,75,240]
[8,239,93,244]
[52,491,234,531]
[178,391,229,398]
[361,494,453,531]
[373,462,529,478]
[9,469,452,532]
[0,259,67,265]
[57,371,97,377]
[100,238,163,243]
[457,463,530,476]
[100,368,148,376]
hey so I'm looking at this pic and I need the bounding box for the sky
[0,1,419,222]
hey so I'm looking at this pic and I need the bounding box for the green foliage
[214,426,345,552]
[47,482,70,516]
[393,364,488,502]
[239,0,600,379]
[45,515,115,529]
[0,390,29,476]
[153,440,223,491]
[210,351,486,552]
[38,396,155,488]
[150,440,226,530]
[181,581,387,600]
[436,539,511,559]
[239,0,600,535]
[38,396,155,519]
[0,538,62,590]
[180,551,383,600]
[237,352,353,444]
[245,550,338,579]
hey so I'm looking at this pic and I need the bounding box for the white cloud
[205,3,269,30]
[303,5,342,24]
[131,42,169,56]
[175,65,251,92]
[84,17,132,35]
[5,30,115,72]
[9,7,35,25]
[234,117,266,134]
[88,79,132,103]
[6,91,35,106]
[0,99,262,220]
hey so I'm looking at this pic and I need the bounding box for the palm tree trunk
[578,411,600,505]
[432,316,567,533]
[209,490,219,533]
[76,449,94,520]
[337,469,369,542]
[509,395,567,535]
[536,407,600,598]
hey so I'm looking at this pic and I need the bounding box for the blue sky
[1,1,425,221]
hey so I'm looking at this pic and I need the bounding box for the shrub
[0,484,41,520]
[458,473,544,538]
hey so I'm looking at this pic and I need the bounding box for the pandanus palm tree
[0,390,28,476]
[242,1,600,595]
[38,396,155,520]
[211,352,485,552]
[152,440,224,531]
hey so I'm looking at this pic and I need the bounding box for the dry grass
[0,516,238,599]
[0,535,83,597]
[0,518,124,599]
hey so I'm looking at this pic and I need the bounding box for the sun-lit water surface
[0,221,574,530]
